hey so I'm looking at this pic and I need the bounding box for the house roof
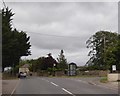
[21,64,30,68]
[69,62,77,65]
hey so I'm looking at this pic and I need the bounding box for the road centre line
[42,78,76,96]
[42,78,59,86]
[62,88,75,96]
[50,82,59,86]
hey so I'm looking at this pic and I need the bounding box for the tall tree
[27,54,57,72]
[114,34,120,71]
[86,31,118,70]
[2,7,31,72]
[2,7,14,71]
[44,53,57,70]
[57,50,68,70]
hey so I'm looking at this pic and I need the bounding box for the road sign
[112,65,116,71]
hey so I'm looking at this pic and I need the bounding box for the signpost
[112,65,116,72]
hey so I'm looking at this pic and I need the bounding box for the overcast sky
[5,2,118,66]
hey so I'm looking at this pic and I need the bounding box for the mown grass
[100,77,108,83]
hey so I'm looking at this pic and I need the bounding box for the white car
[19,72,27,78]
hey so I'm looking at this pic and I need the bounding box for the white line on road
[41,78,76,95]
[50,82,59,86]
[62,88,75,96]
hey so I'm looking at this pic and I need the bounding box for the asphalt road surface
[14,76,118,96]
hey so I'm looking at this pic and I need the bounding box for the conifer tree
[57,50,68,70]
[2,7,31,72]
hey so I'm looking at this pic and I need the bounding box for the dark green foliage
[44,53,57,70]
[57,50,68,70]
[27,54,57,72]
[2,7,31,72]
[114,34,120,71]
[86,31,119,70]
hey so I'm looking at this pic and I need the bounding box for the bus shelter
[68,63,77,76]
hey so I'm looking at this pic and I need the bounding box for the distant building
[19,64,30,74]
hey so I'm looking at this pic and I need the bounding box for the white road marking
[62,88,75,96]
[50,82,59,86]
[43,79,75,95]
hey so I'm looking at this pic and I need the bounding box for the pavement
[2,79,19,95]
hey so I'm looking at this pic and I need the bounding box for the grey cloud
[8,2,76,25]
[30,34,85,50]
[7,2,117,65]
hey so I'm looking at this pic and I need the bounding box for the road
[14,76,118,96]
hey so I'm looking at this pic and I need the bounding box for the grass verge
[2,73,18,80]
[48,75,98,78]
[100,77,108,83]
